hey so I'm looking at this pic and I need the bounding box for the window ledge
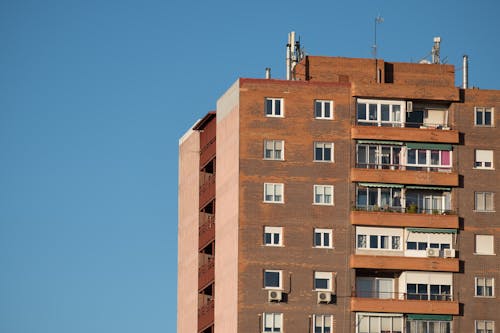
[473,253,496,256]
[473,167,495,170]
[473,210,496,213]
[263,245,284,248]
[474,295,496,298]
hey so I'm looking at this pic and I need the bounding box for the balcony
[198,257,215,290]
[199,173,215,210]
[351,296,459,315]
[198,299,214,332]
[351,168,458,186]
[199,214,215,249]
[352,126,459,144]
[350,254,459,272]
[350,210,459,229]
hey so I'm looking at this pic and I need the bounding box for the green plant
[407,204,418,214]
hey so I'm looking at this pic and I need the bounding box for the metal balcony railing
[355,290,453,301]
[355,162,452,173]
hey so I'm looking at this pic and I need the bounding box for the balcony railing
[355,162,452,173]
[355,290,453,301]
[353,205,455,215]
[356,120,450,129]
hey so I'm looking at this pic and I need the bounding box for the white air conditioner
[317,291,332,304]
[443,249,456,258]
[268,290,283,302]
[426,248,439,257]
[406,101,413,112]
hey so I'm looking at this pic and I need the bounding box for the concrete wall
[177,129,200,333]
[214,80,240,332]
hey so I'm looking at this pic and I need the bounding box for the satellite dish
[419,59,431,64]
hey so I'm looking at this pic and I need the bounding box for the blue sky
[1,1,499,332]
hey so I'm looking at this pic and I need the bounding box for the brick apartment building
[178,40,499,333]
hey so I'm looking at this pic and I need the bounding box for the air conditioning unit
[406,101,413,112]
[444,249,456,258]
[268,290,283,302]
[317,291,332,304]
[426,248,439,257]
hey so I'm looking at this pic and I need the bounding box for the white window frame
[314,142,334,162]
[313,314,333,333]
[406,148,452,169]
[475,235,495,255]
[264,183,284,203]
[356,98,405,127]
[314,228,333,248]
[264,226,283,246]
[264,139,284,160]
[475,277,495,297]
[475,149,494,169]
[314,271,333,291]
[263,313,283,333]
[264,270,282,290]
[475,107,494,127]
[315,100,334,119]
[265,98,284,117]
[356,227,403,251]
[314,185,334,205]
[475,320,495,333]
[475,192,495,212]
[356,313,404,333]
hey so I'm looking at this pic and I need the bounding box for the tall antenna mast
[373,15,384,82]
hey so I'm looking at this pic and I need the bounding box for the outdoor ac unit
[426,248,439,257]
[406,101,413,112]
[317,291,332,304]
[444,249,456,258]
[268,290,283,302]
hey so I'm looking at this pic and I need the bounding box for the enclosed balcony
[199,212,215,249]
[351,272,459,315]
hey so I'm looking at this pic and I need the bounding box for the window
[356,143,402,169]
[356,99,404,127]
[315,100,334,119]
[314,185,334,205]
[314,272,333,291]
[265,98,283,117]
[475,107,494,126]
[356,313,403,333]
[475,235,495,255]
[475,192,495,212]
[314,228,332,248]
[264,270,282,289]
[475,320,495,333]
[406,283,451,301]
[313,314,333,333]
[264,226,283,246]
[263,313,282,332]
[264,183,284,203]
[406,318,452,333]
[264,140,284,160]
[475,277,495,297]
[314,142,334,162]
[357,234,400,250]
[475,149,494,169]
[406,148,452,170]
[356,185,402,211]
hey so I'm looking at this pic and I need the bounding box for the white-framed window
[475,277,495,297]
[314,272,333,291]
[475,107,494,127]
[406,318,452,333]
[475,192,495,212]
[313,314,333,333]
[357,234,401,250]
[406,148,452,170]
[314,185,334,205]
[314,142,334,162]
[315,100,334,119]
[265,98,284,117]
[264,270,282,289]
[264,183,284,203]
[314,228,332,248]
[356,143,402,169]
[263,313,282,332]
[356,99,404,127]
[264,140,284,160]
[475,149,494,169]
[475,235,495,255]
[406,283,452,301]
[356,313,404,333]
[264,226,283,246]
[475,320,495,333]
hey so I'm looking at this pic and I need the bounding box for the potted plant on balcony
[407,204,418,214]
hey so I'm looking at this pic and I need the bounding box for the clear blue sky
[1,1,499,332]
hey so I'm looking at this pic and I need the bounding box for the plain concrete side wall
[214,81,240,332]
[177,129,200,333]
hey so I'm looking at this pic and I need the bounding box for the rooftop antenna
[286,31,304,80]
[432,37,441,64]
[373,15,384,82]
